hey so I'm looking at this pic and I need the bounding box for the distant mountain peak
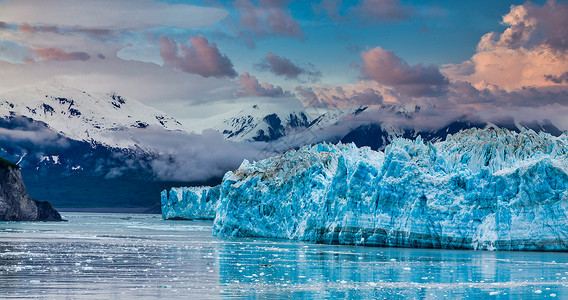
[0,84,184,148]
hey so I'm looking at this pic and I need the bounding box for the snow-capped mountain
[0,84,184,148]
[0,83,564,212]
[0,84,196,212]
[210,103,424,143]
[211,103,361,142]
[209,102,565,153]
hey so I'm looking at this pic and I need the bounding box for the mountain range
[0,84,564,211]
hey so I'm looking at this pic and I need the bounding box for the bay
[1,213,567,299]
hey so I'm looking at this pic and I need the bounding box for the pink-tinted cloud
[488,0,568,51]
[236,72,291,97]
[233,0,302,42]
[335,87,383,106]
[30,47,90,61]
[361,46,448,97]
[18,23,60,34]
[295,79,568,133]
[160,35,237,78]
[353,0,413,22]
[18,23,35,34]
[15,23,115,44]
[258,52,300,77]
[256,52,321,81]
[446,0,568,90]
[295,84,384,108]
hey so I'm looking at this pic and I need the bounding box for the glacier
[162,128,568,251]
[161,186,220,220]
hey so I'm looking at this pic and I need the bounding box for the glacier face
[161,186,220,220]
[163,128,568,250]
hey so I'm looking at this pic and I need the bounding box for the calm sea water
[1,213,567,299]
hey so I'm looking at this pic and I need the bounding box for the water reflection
[217,240,568,299]
[0,213,567,299]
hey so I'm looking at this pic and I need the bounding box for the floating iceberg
[162,128,568,250]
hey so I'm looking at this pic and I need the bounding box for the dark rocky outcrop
[0,157,62,221]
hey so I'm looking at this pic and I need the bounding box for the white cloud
[445,0,568,91]
[0,56,242,128]
[0,0,228,30]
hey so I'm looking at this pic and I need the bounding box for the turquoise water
[1,213,567,299]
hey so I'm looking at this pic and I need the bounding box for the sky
[0,0,568,130]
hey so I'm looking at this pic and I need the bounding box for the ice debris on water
[162,128,568,251]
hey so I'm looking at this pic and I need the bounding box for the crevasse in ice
[162,128,568,250]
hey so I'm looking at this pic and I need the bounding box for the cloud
[312,0,414,23]
[229,0,302,47]
[75,28,115,40]
[0,114,276,182]
[0,24,126,61]
[294,86,322,106]
[0,54,241,120]
[0,0,228,30]
[361,46,449,97]
[545,72,568,84]
[442,60,475,77]
[159,35,237,78]
[0,39,32,63]
[18,23,61,34]
[107,128,275,181]
[29,47,90,61]
[0,116,70,149]
[313,0,343,22]
[346,88,383,105]
[256,52,321,81]
[236,72,291,97]
[446,0,568,90]
[489,0,568,52]
[352,0,414,22]
[295,83,385,108]
[330,87,383,106]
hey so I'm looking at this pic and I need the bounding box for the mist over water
[1,213,567,299]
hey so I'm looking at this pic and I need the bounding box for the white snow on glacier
[162,128,568,250]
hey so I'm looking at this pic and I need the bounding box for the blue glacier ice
[161,186,219,220]
[162,128,568,250]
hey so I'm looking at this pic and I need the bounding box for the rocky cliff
[0,157,62,221]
